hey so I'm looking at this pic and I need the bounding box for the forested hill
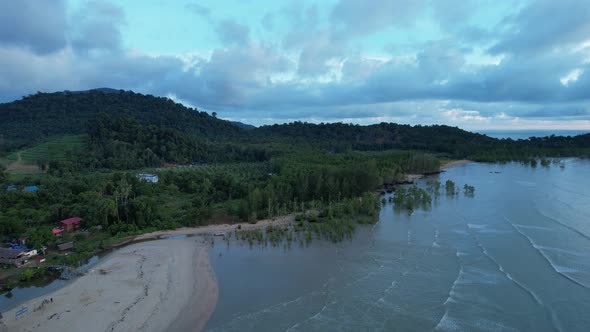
[249,122,590,160]
[0,89,241,150]
[1,90,589,166]
[250,122,496,154]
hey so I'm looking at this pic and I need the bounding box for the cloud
[524,106,589,118]
[185,3,211,17]
[0,0,67,54]
[70,1,126,53]
[490,0,590,56]
[215,19,250,46]
[261,13,275,31]
[1,0,590,129]
[331,0,427,35]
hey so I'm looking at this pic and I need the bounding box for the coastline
[440,159,471,170]
[134,214,295,242]
[3,238,217,332]
[400,159,471,184]
[0,161,469,331]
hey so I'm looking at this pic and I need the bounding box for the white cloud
[560,68,583,86]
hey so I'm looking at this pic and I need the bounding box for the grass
[18,135,87,164]
[0,135,87,177]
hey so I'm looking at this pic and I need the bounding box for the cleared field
[18,135,87,164]
[0,135,87,176]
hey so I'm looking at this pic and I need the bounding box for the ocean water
[206,159,590,331]
[476,130,589,140]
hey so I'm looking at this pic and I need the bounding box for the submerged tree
[445,180,457,195]
[463,184,475,196]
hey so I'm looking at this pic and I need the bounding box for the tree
[0,164,6,181]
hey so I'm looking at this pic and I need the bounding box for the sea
[206,159,590,331]
[475,130,589,140]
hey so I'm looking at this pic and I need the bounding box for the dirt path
[6,152,39,173]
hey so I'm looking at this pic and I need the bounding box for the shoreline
[440,159,471,170]
[134,214,295,242]
[0,160,470,330]
[3,238,217,332]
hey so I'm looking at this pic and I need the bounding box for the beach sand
[134,214,295,242]
[4,238,217,332]
[440,159,470,170]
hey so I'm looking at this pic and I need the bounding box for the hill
[0,89,241,152]
[1,89,589,170]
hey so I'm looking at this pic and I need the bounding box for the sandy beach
[134,214,295,242]
[440,159,471,170]
[3,238,217,332]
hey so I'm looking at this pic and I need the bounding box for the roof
[52,228,64,234]
[60,217,81,225]
[7,185,16,191]
[24,186,39,192]
[0,248,24,259]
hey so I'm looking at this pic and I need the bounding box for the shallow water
[206,160,590,332]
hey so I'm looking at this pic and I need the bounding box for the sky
[1,0,590,129]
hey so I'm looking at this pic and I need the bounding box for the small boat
[213,232,226,236]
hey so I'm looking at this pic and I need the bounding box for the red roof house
[60,217,81,232]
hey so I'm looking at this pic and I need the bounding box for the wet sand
[134,214,295,242]
[4,238,217,332]
[440,159,470,170]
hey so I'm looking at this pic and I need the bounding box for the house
[23,249,37,258]
[0,248,27,267]
[60,217,81,232]
[24,186,39,193]
[137,173,159,183]
[52,228,64,236]
[6,185,16,191]
[57,242,74,251]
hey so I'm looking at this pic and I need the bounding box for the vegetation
[393,186,432,212]
[0,89,585,287]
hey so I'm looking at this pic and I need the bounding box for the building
[23,249,37,258]
[6,185,16,191]
[52,228,64,236]
[137,173,159,183]
[24,186,39,193]
[60,217,81,232]
[0,248,27,267]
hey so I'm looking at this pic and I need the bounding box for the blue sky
[1,0,590,129]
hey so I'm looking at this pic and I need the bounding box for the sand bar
[440,159,471,170]
[3,238,217,332]
[134,214,295,242]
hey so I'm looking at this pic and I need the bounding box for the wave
[285,299,337,331]
[551,182,590,199]
[534,205,590,241]
[506,216,590,290]
[467,223,510,234]
[516,181,536,186]
[443,265,465,305]
[471,230,543,305]
[467,225,564,332]
[512,224,552,231]
[432,229,441,248]
[434,310,459,331]
[533,245,585,257]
